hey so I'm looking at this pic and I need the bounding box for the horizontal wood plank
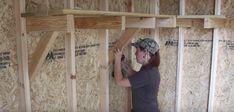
[75,16,122,29]
[177,18,204,28]
[126,17,155,28]
[26,16,67,31]
[205,18,234,28]
[156,17,176,28]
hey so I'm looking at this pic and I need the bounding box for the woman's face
[135,48,146,64]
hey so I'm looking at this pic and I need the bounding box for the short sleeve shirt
[128,67,160,112]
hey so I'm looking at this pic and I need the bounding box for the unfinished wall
[0,0,18,111]
[182,29,212,112]
[1,0,234,112]
[214,1,234,111]
[185,0,214,15]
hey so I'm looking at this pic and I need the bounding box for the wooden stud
[126,1,134,112]
[176,0,185,111]
[65,30,77,112]
[176,27,184,112]
[98,29,109,112]
[13,0,32,111]
[65,15,77,112]
[150,0,160,48]
[29,32,59,80]
[208,0,221,112]
[98,0,109,112]
[65,0,77,112]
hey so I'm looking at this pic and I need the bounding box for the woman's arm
[121,61,136,77]
[113,48,131,87]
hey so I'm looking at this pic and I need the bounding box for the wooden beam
[225,19,234,28]
[26,16,67,31]
[156,17,176,28]
[98,0,109,112]
[109,28,140,64]
[126,17,155,28]
[13,0,32,111]
[177,15,225,19]
[29,32,59,80]
[177,18,204,28]
[22,9,176,18]
[74,16,122,29]
[205,18,234,28]
[62,9,175,18]
[204,18,225,28]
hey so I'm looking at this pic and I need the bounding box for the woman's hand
[113,48,123,62]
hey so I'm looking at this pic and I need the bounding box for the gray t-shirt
[128,67,160,112]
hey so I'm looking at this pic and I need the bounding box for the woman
[114,38,160,112]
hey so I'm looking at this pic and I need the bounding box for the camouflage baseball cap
[132,38,159,54]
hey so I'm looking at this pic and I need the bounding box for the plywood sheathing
[214,1,234,109]
[28,32,67,111]
[182,29,212,111]
[215,29,234,112]
[222,0,234,18]
[0,0,23,111]
[0,1,18,111]
[158,29,178,112]
[213,1,234,111]
[186,0,214,15]
[75,30,99,111]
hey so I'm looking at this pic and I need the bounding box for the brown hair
[141,50,160,69]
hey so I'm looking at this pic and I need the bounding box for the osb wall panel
[160,0,179,15]
[186,0,214,15]
[215,29,234,112]
[158,29,178,112]
[109,0,127,12]
[182,28,212,112]
[0,0,18,111]
[75,30,99,111]
[28,32,67,111]
[133,0,150,13]
[221,0,234,18]
[214,1,234,111]
[75,0,99,10]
